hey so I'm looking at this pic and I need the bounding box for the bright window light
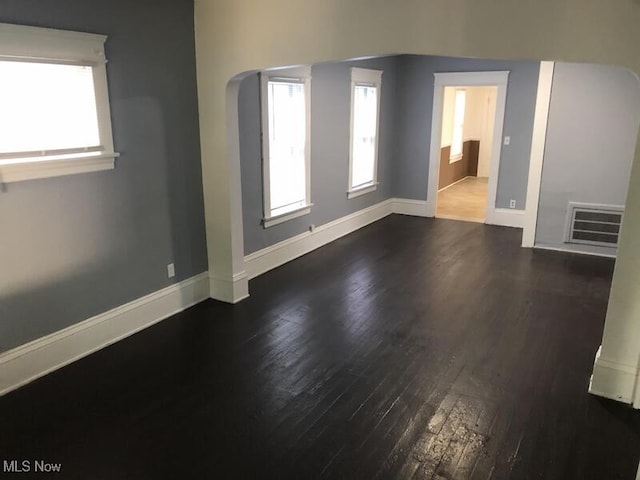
[267,80,307,217]
[450,89,466,160]
[348,68,382,198]
[261,66,312,227]
[0,22,117,183]
[0,61,101,158]
[351,84,378,189]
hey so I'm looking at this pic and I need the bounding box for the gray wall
[0,0,207,352]
[393,55,540,209]
[536,62,640,255]
[240,57,397,254]
[241,54,540,254]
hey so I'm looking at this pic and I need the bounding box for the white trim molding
[393,198,430,217]
[0,273,210,396]
[589,346,638,404]
[263,204,312,228]
[347,183,378,199]
[427,71,509,224]
[244,198,432,280]
[489,208,525,229]
[245,199,394,279]
[523,61,555,247]
[209,270,249,303]
[0,153,117,183]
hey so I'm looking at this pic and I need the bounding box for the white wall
[441,86,497,177]
[441,85,497,167]
[440,86,456,148]
[476,87,497,177]
[463,87,483,140]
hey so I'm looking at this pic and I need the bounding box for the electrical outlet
[504,136,511,146]
[167,263,175,278]
[509,200,516,209]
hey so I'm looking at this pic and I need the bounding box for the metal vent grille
[565,203,624,248]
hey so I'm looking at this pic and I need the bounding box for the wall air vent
[565,202,624,248]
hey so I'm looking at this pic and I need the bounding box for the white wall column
[590,116,640,405]
[522,61,554,248]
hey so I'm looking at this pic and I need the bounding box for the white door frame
[427,71,509,224]
[522,61,555,247]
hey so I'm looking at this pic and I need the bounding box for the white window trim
[260,66,312,228]
[263,204,313,228]
[0,22,118,183]
[347,67,383,198]
[347,183,379,199]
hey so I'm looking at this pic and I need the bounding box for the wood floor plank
[437,176,489,222]
[1,215,639,479]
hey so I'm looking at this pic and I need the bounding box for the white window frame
[260,66,312,228]
[347,67,383,199]
[0,22,118,183]
[449,88,466,163]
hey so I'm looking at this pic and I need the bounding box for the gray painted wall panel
[0,0,207,352]
[241,54,539,254]
[535,62,640,255]
[240,57,397,254]
[392,57,433,200]
[394,55,540,208]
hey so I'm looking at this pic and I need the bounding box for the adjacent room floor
[1,215,639,479]
[437,176,488,222]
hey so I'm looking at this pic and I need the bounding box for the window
[348,68,382,198]
[449,89,466,162]
[260,67,312,227]
[0,23,118,183]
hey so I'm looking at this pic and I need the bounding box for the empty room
[2,1,640,479]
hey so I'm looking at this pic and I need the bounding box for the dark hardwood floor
[2,215,640,479]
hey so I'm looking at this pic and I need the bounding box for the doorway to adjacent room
[427,71,509,225]
[436,85,498,222]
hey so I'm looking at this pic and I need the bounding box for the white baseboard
[244,198,434,280]
[209,271,249,303]
[588,345,637,405]
[0,272,210,396]
[488,208,525,228]
[393,198,431,217]
[436,214,484,223]
[437,176,470,193]
[533,244,616,259]
[245,199,395,279]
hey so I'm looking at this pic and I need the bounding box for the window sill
[347,183,378,199]
[0,152,119,183]
[263,203,312,228]
[449,154,463,164]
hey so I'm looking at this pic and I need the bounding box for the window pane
[0,61,101,154]
[351,85,377,188]
[268,81,307,215]
[450,90,466,158]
